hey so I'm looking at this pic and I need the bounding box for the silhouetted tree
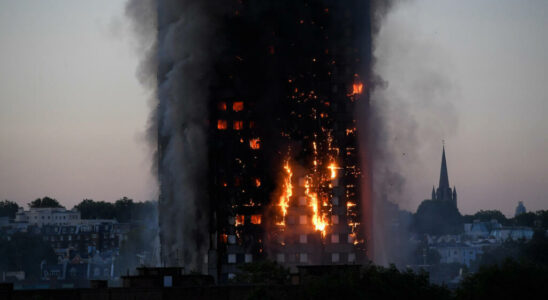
[512,212,537,227]
[0,200,19,219]
[28,197,63,208]
[457,260,548,299]
[74,198,157,223]
[74,199,116,219]
[114,197,134,223]
[462,210,509,225]
[233,260,290,285]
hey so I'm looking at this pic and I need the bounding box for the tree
[513,212,537,227]
[73,198,157,223]
[534,210,548,229]
[28,197,63,208]
[74,199,116,219]
[456,260,548,299]
[232,260,290,285]
[114,197,134,223]
[462,210,509,225]
[0,200,19,219]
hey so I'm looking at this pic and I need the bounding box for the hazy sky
[0,0,546,216]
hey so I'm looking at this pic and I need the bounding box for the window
[228,254,236,264]
[250,215,262,225]
[347,234,355,244]
[298,196,307,206]
[228,273,236,280]
[348,253,356,263]
[233,121,243,130]
[299,253,308,263]
[245,254,253,263]
[232,101,244,112]
[235,215,245,226]
[299,215,307,225]
[217,120,228,130]
[218,101,227,111]
[299,234,308,244]
[331,234,339,244]
[331,215,339,225]
[276,253,285,263]
[331,253,340,263]
[331,197,339,206]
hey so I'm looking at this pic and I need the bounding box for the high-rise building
[158,0,372,282]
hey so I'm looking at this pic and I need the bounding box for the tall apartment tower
[158,0,372,282]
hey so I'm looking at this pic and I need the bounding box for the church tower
[432,146,457,207]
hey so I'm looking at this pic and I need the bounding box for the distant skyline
[0,0,547,216]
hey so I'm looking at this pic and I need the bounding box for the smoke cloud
[125,0,231,270]
[367,0,459,265]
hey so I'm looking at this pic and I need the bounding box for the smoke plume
[126,0,231,270]
[366,0,459,265]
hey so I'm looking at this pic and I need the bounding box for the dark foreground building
[156,0,373,282]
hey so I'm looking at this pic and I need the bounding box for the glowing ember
[277,160,293,226]
[249,138,261,150]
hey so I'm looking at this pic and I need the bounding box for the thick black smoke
[125,0,455,269]
[126,0,232,270]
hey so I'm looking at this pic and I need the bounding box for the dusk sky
[0,0,547,216]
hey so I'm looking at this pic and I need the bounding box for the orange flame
[328,162,338,180]
[217,120,228,130]
[233,120,243,130]
[277,160,293,225]
[249,138,261,150]
[305,178,327,235]
[352,82,364,95]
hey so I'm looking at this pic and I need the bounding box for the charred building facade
[157,0,372,282]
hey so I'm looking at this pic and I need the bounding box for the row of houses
[1,207,133,285]
[426,219,535,267]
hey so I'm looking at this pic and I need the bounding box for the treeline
[412,198,548,235]
[462,209,548,228]
[74,197,157,223]
[232,255,548,299]
[0,197,64,219]
[0,197,157,223]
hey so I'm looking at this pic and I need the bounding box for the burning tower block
[157,0,372,282]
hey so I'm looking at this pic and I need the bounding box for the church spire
[439,146,450,190]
